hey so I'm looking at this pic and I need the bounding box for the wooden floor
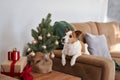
[31,71,81,80]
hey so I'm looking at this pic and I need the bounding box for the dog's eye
[69,35,72,38]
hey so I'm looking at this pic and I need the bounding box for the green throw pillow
[53,21,74,49]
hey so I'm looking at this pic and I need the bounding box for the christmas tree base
[29,52,53,73]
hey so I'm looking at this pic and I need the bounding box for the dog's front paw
[62,59,66,66]
[70,59,75,66]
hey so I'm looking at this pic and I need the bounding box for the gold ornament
[32,40,37,44]
[38,36,42,40]
[55,40,59,45]
[27,48,31,52]
[44,54,49,60]
[51,52,55,58]
[42,45,46,49]
[47,33,51,37]
[29,51,35,56]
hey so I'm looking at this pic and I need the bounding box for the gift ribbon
[10,61,17,74]
[20,65,33,80]
[1,72,21,77]
[12,51,20,61]
[1,64,33,80]
[1,61,18,77]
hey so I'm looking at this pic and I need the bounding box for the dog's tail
[84,43,90,55]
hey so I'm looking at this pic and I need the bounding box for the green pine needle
[28,13,59,54]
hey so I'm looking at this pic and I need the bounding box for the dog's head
[61,27,82,44]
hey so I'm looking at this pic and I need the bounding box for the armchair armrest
[53,50,115,80]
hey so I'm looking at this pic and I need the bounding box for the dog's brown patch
[68,30,82,44]
[75,30,82,38]
[68,32,78,43]
[80,41,86,54]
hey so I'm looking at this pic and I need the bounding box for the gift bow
[20,65,33,80]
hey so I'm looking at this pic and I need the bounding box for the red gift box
[8,51,12,60]
[8,48,20,61]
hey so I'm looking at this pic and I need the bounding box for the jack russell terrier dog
[61,28,89,66]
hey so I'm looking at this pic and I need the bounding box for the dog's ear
[75,30,82,38]
[66,27,70,32]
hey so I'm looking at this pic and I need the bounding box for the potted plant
[27,13,59,73]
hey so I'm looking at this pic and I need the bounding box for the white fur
[62,40,82,66]
[84,44,90,55]
[63,31,72,44]
[62,31,89,66]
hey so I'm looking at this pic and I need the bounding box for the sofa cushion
[53,21,74,49]
[85,33,112,59]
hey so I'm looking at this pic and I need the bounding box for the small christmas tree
[27,13,59,55]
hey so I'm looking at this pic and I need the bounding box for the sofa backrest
[96,22,120,53]
[71,22,98,43]
[71,21,120,51]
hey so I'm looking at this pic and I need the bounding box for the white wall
[0,0,108,64]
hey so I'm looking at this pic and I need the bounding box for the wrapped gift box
[1,57,27,76]
[8,48,20,61]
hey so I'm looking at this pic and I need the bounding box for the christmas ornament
[42,45,46,49]
[44,54,49,60]
[38,36,42,40]
[27,48,31,52]
[29,51,35,56]
[47,33,51,37]
[51,52,55,58]
[32,40,37,44]
[55,40,59,45]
